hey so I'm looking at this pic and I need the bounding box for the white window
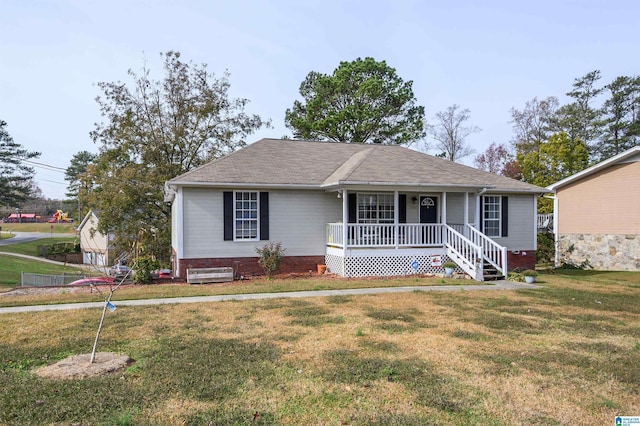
[483,196,501,237]
[357,193,394,223]
[234,191,258,240]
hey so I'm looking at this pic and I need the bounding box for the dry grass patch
[1,271,639,424]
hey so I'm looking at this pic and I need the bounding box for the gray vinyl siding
[182,188,342,258]
[446,193,465,224]
[490,194,536,250]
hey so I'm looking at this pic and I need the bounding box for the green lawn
[0,255,85,288]
[0,270,638,425]
[0,223,76,234]
[0,236,84,290]
[0,236,77,256]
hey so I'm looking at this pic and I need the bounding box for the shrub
[130,256,160,284]
[523,269,538,277]
[536,232,554,265]
[256,242,285,278]
[37,242,80,256]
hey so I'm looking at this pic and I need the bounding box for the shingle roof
[167,138,548,193]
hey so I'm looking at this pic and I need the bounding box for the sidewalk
[0,280,540,314]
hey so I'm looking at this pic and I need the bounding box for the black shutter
[501,196,508,237]
[223,191,233,241]
[260,192,269,240]
[348,193,357,223]
[399,194,406,223]
[479,196,484,233]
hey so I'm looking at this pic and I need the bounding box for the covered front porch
[323,189,507,281]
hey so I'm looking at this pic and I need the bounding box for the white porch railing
[326,223,344,247]
[326,222,507,281]
[443,226,482,280]
[465,224,507,277]
[326,223,444,248]
[537,213,553,230]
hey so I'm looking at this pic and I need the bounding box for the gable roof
[547,146,640,191]
[78,210,98,231]
[167,138,548,193]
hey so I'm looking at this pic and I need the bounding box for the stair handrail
[443,225,483,280]
[464,225,507,276]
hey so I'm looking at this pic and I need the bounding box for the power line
[38,178,67,185]
[20,158,67,173]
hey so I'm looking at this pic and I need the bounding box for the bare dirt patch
[33,352,133,379]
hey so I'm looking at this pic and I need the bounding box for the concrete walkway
[0,281,540,314]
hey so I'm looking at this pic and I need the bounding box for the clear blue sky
[1,0,638,199]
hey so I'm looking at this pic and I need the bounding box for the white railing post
[502,247,508,275]
[342,189,348,254]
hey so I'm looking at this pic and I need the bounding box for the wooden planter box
[187,267,234,284]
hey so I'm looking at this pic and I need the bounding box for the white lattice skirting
[325,248,454,277]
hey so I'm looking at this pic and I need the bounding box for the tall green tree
[65,150,96,220]
[0,120,40,207]
[600,75,640,159]
[518,132,589,212]
[549,70,604,155]
[428,104,480,161]
[285,57,425,144]
[65,151,96,198]
[89,51,269,261]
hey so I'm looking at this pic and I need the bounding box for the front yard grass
[0,270,638,425]
[0,274,470,307]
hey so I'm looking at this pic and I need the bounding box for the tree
[549,70,604,156]
[285,57,425,145]
[518,132,589,213]
[509,96,559,154]
[65,151,96,221]
[600,75,640,159]
[428,104,480,161]
[65,151,96,199]
[518,132,589,187]
[0,120,40,207]
[89,51,269,261]
[473,142,518,177]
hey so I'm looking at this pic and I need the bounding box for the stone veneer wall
[558,233,639,271]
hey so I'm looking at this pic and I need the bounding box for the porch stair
[482,260,504,281]
[444,224,507,282]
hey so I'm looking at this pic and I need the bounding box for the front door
[419,195,438,223]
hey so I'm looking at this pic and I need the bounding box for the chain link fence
[21,272,87,287]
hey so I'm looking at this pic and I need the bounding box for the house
[78,210,115,267]
[547,146,640,271]
[165,138,549,281]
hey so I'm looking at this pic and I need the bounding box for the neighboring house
[78,210,115,267]
[165,139,549,281]
[547,146,640,271]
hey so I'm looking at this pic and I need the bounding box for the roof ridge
[322,146,375,185]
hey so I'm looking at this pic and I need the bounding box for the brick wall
[507,250,536,271]
[177,255,326,278]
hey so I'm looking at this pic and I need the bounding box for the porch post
[464,192,469,226]
[442,192,447,225]
[342,189,348,255]
[394,190,399,249]
[475,193,481,229]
